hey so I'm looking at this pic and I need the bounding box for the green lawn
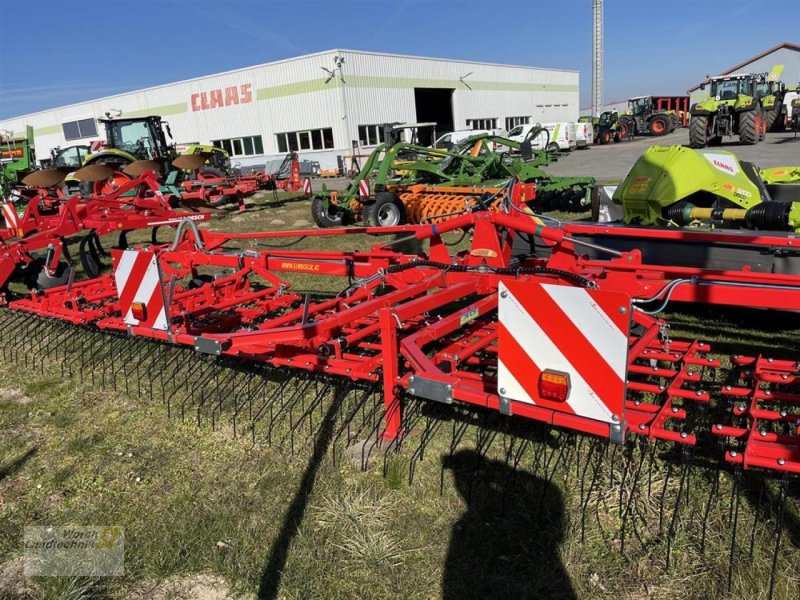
[1,191,799,599]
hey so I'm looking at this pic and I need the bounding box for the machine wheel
[648,115,670,136]
[199,166,227,178]
[599,129,611,144]
[546,143,559,152]
[311,196,345,228]
[689,115,709,148]
[208,194,239,208]
[361,192,407,227]
[614,119,631,142]
[738,109,759,145]
[24,259,71,290]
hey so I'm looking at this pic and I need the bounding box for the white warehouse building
[0,49,579,171]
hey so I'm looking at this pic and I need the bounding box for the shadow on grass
[257,395,339,599]
[0,446,37,481]
[441,449,576,600]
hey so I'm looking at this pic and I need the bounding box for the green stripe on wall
[256,79,339,100]
[125,102,188,117]
[255,75,577,100]
[32,125,61,136]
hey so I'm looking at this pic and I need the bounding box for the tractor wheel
[311,196,346,228]
[689,115,709,148]
[600,129,611,145]
[648,115,670,136]
[362,192,407,227]
[738,109,759,145]
[614,120,630,142]
[199,166,227,178]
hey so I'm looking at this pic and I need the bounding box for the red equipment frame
[9,201,800,474]
[0,171,210,297]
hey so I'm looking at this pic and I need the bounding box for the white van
[506,122,577,152]
[433,129,505,149]
[574,120,594,148]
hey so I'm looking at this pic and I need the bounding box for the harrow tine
[665,447,692,571]
[727,468,743,594]
[767,476,788,600]
[441,415,470,495]
[408,405,446,485]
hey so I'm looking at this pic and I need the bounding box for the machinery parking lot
[547,129,800,180]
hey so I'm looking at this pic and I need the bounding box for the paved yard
[545,129,800,181]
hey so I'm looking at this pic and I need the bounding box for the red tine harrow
[7,191,800,475]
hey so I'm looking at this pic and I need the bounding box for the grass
[1,190,800,599]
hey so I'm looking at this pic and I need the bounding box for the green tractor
[0,126,36,192]
[616,96,677,138]
[80,115,229,194]
[755,64,787,131]
[689,73,769,148]
[592,111,629,144]
[611,145,800,231]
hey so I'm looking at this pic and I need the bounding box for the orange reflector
[131,302,147,322]
[539,369,570,402]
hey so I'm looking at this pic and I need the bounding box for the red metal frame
[9,204,799,474]
[0,171,210,296]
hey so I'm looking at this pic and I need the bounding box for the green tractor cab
[689,71,777,147]
[81,115,229,195]
[612,145,800,231]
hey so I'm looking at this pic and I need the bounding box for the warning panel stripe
[498,321,576,414]
[519,284,624,397]
[116,252,150,314]
[542,283,628,360]
[502,285,615,422]
[125,254,163,326]
[2,203,18,229]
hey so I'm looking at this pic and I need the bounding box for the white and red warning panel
[2,202,20,230]
[358,179,370,198]
[497,280,630,433]
[113,250,170,331]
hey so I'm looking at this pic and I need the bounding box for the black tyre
[311,196,345,228]
[546,143,559,152]
[199,166,227,178]
[24,259,71,290]
[361,192,406,227]
[599,129,611,145]
[208,193,239,208]
[689,115,709,148]
[764,105,782,132]
[648,115,670,136]
[614,118,632,142]
[738,109,759,145]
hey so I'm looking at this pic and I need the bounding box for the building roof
[687,42,800,92]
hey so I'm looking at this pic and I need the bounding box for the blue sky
[0,0,796,119]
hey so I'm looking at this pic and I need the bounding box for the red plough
[1,171,210,300]
[9,194,800,474]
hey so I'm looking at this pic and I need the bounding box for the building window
[276,128,334,153]
[505,116,530,130]
[62,118,98,141]
[357,124,386,146]
[211,135,263,157]
[466,118,497,130]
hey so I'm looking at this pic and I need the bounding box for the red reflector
[131,301,147,321]
[539,369,570,402]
